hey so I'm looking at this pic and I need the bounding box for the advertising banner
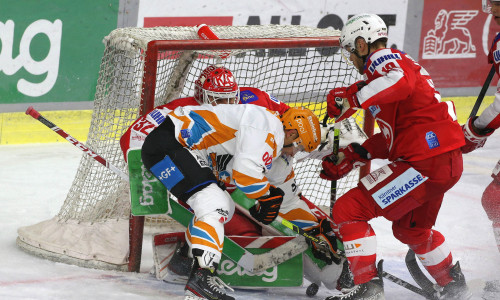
[419,0,497,88]
[0,1,119,106]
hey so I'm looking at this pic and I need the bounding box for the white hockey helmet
[339,14,388,56]
[483,0,500,13]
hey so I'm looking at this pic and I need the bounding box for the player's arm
[232,128,284,225]
[462,79,500,153]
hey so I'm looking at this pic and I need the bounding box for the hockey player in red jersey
[462,0,500,254]
[320,14,469,300]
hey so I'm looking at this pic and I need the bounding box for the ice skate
[434,262,472,300]
[166,241,193,283]
[184,256,234,300]
[326,271,384,300]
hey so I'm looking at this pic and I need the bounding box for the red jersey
[356,48,465,162]
[120,87,290,161]
[480,32,500,131]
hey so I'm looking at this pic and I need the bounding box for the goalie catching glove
[306,218,342,265]
[249,185,284,225]
[461,116,495,154]
[320,143,370,181]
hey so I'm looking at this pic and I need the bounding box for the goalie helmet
[483,0,500,13]
[340,14,387,54]
[281,107,321,153]
[194,65,240,105]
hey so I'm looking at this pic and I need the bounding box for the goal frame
[129,37,375,272]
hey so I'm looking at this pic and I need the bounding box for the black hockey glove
[306,218,342,265]
[249,185,284,225]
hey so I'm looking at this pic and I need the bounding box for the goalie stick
[469,65,496,119]
[26,106,307,273]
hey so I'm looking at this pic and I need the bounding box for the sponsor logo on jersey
[150,155,184,190]
[494,49,500,64]
[239,90,258,103]
[368,53,401,74]
[425,131,440,149]
[181,129,192,138]
[149,109,166,125]
[368,105,381,117]
[269,94,280,104]
[361,165,393,190]
[371,168,427,209]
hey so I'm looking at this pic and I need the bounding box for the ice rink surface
[1,134,499,299]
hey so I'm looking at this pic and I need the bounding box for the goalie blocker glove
[461,116,495,154]
[306,218,341,265]
[249,185,284,225]
[321,143,371,181]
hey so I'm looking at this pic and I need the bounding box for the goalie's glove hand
[461,116,495,154]
[249,185,284,225]
[326,81,366,121]
[320,143,370,181]
[306,218,341,265]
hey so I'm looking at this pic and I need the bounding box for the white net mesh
[17,25,366,270]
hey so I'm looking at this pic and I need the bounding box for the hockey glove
[320,143,370,181]
[461,117,495,154]
[306,218,341,265]
[249,185,284,225]
[326,81,366,121]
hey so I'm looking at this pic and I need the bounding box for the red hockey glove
[326,81,366,121]
[461,117,495,154]
[306,218,341,265]
[249,185,284,225]
[320,143,370,181]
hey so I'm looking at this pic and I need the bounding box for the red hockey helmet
[194,65,240,105]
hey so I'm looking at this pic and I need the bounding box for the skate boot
[166,242,193,283]
[434,262,472,300]
[326,265,384,300]
[337,259,355,292]
[184,251,234,300]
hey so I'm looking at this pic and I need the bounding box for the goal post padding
[17,25,370,272]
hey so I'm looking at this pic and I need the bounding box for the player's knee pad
[482,180,500,222]
[186,183,235,224]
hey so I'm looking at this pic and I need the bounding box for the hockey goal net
[17,25,374,272]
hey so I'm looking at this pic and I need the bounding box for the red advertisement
[419,0,498,88]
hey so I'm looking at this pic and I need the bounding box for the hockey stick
[376,259,436,299]
[321,116,340,217]
[25,106,128,181]
[469,65,496,119]
[405,249,438,297]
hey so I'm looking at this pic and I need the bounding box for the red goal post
[17,25,374,273]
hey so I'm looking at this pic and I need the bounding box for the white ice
[1,135,499,299]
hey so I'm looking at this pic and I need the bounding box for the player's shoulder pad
[366,48,403,75]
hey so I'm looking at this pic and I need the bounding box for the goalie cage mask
[281,107,321,153]
[194,65,240,106]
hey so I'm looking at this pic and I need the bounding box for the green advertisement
[0,1,119,105]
